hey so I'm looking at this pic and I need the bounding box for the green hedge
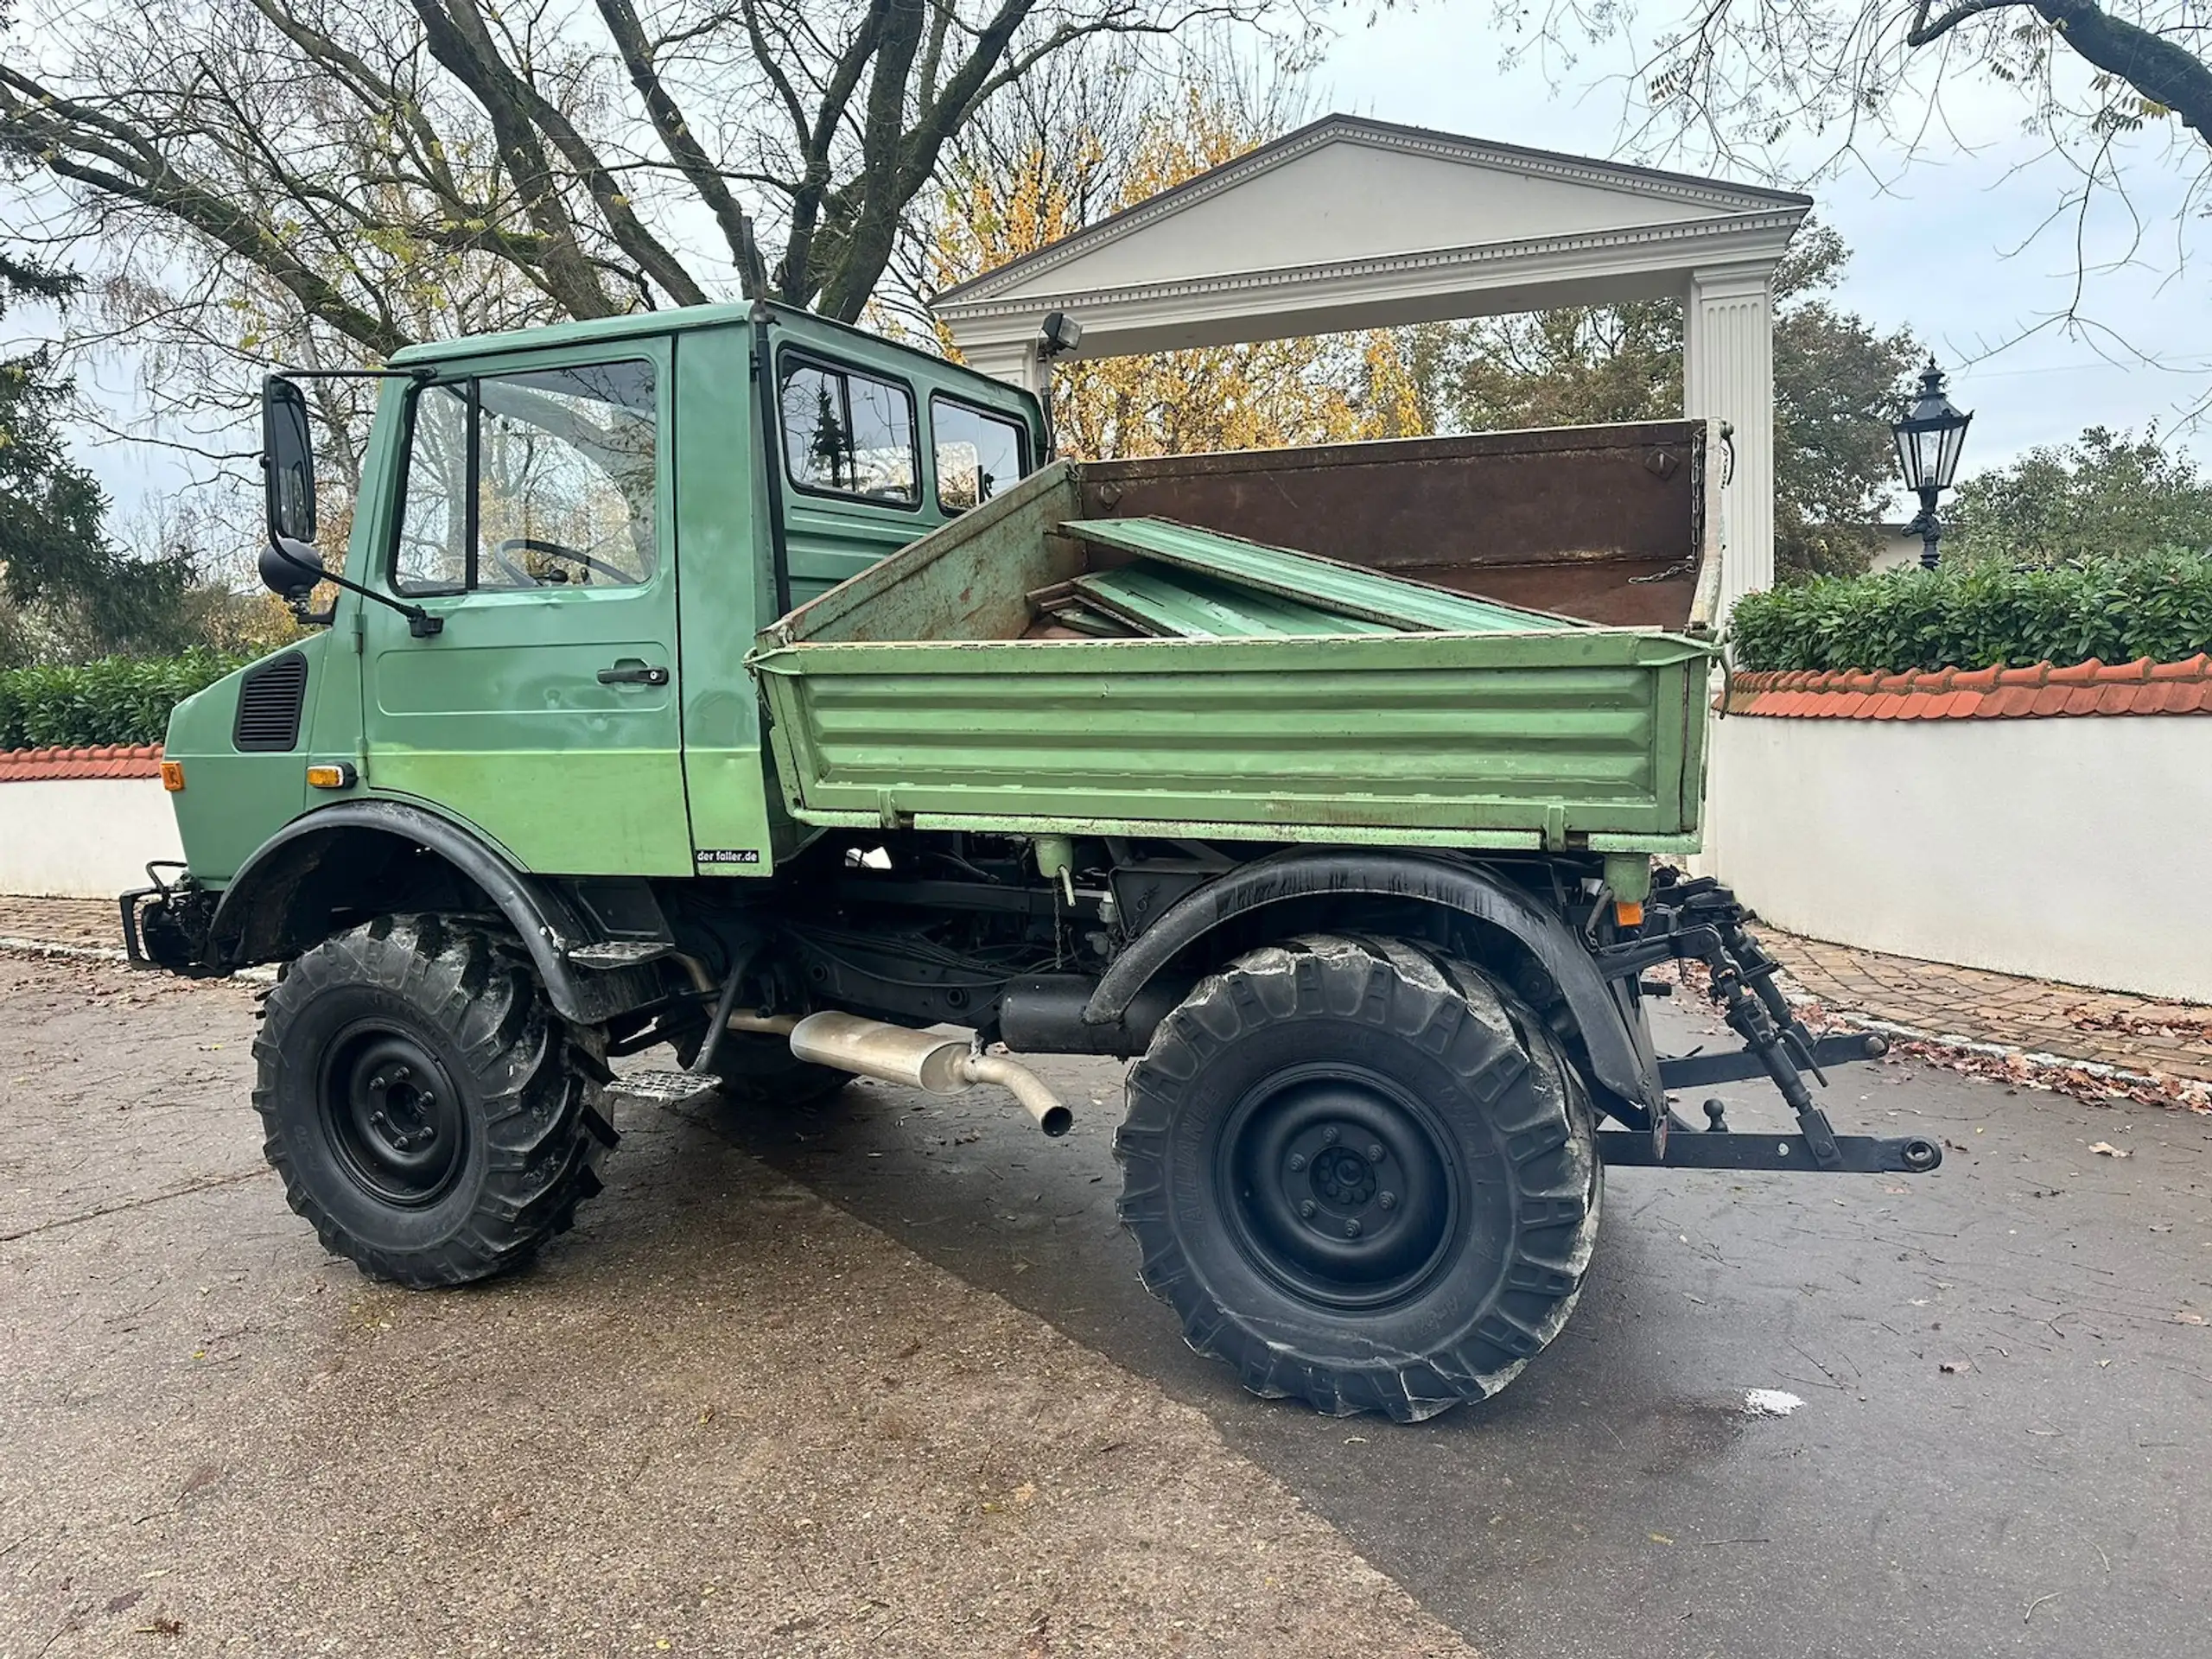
[0,652,245,752]
[1730,550,2212,673]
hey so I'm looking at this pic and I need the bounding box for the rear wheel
[251,914,616,1287]
[1116,934,1600,1422]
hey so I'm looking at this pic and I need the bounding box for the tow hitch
[1595,868,1942,1176]
[119,862,218,976]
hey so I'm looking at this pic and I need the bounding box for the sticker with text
[695,849,763,866]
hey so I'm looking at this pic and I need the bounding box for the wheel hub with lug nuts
[323,1027,467,1207]
[1224,1068,1459,1311]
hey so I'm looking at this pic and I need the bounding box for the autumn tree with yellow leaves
[929,67,1428,460]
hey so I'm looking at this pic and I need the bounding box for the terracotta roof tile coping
[1726,656,2212,720]
[0,742,168,783]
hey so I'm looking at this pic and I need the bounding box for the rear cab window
[777,353,919,506]
[931,395,1029,513]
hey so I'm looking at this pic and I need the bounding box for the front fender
[1084,849,1663,1118]
[207,799,653,1024]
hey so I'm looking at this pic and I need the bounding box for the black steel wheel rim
[319,1021,467,1207]
[1217,1062,1463,1312]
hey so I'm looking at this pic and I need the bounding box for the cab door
[358,347,692,875]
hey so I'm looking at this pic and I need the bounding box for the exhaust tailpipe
[785,1011,1073,1137]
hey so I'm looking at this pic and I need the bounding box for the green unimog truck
[124,299,1936,1422]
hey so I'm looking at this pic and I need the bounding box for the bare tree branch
[591,0,753,264]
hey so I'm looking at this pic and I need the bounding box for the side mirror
[261,376,316,547]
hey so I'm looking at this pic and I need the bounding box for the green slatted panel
[1071,566,1400,639]
[752,630,1711,844]
[1060,517,1576,635]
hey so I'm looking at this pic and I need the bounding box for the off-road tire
[252,913,617,1287]
[1116,933,1601,1422]
[700,1033,852,1110]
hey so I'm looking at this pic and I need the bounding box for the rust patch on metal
[1079,423,1707,629]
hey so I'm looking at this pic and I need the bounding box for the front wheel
[1116,934,1601,1422]
[251,914,617,1287]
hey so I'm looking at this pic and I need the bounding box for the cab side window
[931,396,1029,513]
[394,359,658,595]
[779,355,918,505]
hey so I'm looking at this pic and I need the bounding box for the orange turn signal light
[159,760,185,792]
[306,763,358,790]
[1614,899,1644,928]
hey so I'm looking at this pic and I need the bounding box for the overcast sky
[11,0,2210,532]
[1317,8,2212,473]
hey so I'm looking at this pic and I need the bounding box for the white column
[952,337,1048,398]
[1682,263,1777,615]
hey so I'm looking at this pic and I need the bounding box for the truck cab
[159,301,1042,893]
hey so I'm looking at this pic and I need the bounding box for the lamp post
[1891,358,1974,569]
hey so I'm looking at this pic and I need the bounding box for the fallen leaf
[2088,1142,2131,1159]
[1649,1532,1675,1545]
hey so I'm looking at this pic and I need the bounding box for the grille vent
[232,652,308,752]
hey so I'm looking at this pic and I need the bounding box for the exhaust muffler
[784,1011,1072,1137]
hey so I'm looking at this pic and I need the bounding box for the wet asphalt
[6,949,2209,1657]
[701,998,2212,1659]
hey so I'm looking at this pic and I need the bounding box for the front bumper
[119,867,220,976]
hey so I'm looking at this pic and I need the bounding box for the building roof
[936,112,1810,308]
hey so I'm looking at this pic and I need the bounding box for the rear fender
[207,800,657,1024]
[1085,849,1663,1120]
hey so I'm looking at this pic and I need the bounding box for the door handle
[597,661,670,687]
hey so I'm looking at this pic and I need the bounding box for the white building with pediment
[930,114,1809,609]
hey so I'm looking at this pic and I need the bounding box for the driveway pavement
[0,953,1464,1658]
[705,997,2212,1659]
[4,944,2209,1658]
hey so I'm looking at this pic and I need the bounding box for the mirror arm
[270,537,443,638]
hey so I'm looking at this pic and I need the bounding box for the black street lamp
[1891,358,1974,569]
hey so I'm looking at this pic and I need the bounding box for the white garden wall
[1704,711,2212,1002]
[6,710,2206,1006]
[0,776,184,900]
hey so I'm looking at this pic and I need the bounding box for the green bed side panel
[753,630,1711,846]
